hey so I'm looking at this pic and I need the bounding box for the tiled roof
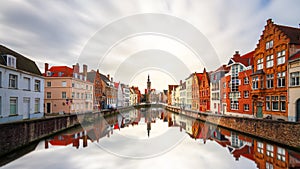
[99,73,110,86]
[289,50,300,61]
[277,25,300,44]
[231,51,254,67]
[48,66,73,77]
[0,45,42,75]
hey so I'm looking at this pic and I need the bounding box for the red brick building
[192,73,203,111]
[199,68,210,112]
[251,19,300,120]
[87,69,103,110]
[221,51,254,116]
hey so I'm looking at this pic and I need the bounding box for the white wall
[0,66,44,123]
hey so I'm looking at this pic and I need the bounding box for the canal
[1,107,299,169]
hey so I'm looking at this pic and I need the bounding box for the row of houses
[0,45,142,123]
[168,19,300,122]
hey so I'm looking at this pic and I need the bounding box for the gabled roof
[99,73,110,86]
[0,45,42,75]
[277,25,300,44]
[48,66,73,77]
[230,51,254,67]
[289,50,300,62]
[87,70,96,83]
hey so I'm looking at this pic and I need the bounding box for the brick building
[251,19,300,120]
[199,68,210,112]
[221,51,254,117]
[87,69,103,110]
[191,72,202,111]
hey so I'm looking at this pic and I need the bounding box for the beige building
[44,63,93,114]
[288,51,300,122]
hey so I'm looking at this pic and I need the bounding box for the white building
[0,45,44,123]
[185,74,193,110]
[122,84,130,107]
[179,81,187,109]
[116,82,124,108]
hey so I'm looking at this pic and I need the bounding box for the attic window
[7,55,16,68]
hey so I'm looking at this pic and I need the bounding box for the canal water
[1,108,300,169]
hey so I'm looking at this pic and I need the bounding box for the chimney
[83,64,87,77]
[233,51,240,58]
[111,77,113,82]
[44,63,49,74]
[107,74,110,80]
[180,80,182,86]
[73,63,79,74]
[267,18,273,24]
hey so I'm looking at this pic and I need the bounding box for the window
[10,97,18,115]
[257,142,264,154]
[290,72,300,86]
[34,98,40,113]
[280,96,286,111]
[244,77,249,84]
[277,50,286,65]
[223,82,226,88]
[252,76,259,90]
[272,96,279,111]
[34,80,41,92]
[58,72,63,77]
[244,91,249,98]
[62,81,67,87]
[266,55,274,68]
[76,93,80,99]
[81,93,84,99]
[0,96,2,115]
[7,55,16,68]
[0,72,2,87]
[62,92,67,99]
[244,104,249,111]
[266,96,271,111]
[257,58,264,70]
[47,81,51,87]
[277,72,286,87]
[266,162,274,169]
[23,77,30,90]
[230,100,239,110]
[72,92,75,98]
[9,74,18,89]
[266,40,273,50]
[72,83,75,87]
[277,147,286,162]
[266,74,274,89]
[266,144,274,157]
[85,103,89,109]
[46,92,51,99]
[223,93,226,99]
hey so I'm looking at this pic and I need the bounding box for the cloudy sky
[1,0,300,91]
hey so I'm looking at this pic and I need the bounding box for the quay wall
[166,106,300,149]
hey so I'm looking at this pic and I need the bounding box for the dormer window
[7,55,16,68]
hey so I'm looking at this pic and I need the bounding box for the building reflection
[44,109,300,169]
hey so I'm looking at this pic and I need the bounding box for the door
[23,98,30,119]
[296,99,300,122]
[46,103,51,114]
[256,106,263,118]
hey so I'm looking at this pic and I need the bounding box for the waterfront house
[199,68,211,112]
[191,72,203,111]
[167,85,178,105]
[251,19,300,120]
[99,74,117,109]
[179,81,187,109]
[210,65,229,114]
[0,45,44,123]
[44,63,93,114]
[87,69,104,111]
[288,51,300,122]
[222,51,254,117]
[185,74,193,110]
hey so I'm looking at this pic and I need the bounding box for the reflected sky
[1,108,299,169]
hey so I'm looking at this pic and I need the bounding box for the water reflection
[1,108,300,169]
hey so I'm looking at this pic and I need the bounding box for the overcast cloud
[1,0,300,90]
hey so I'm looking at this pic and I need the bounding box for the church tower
[146,74,151,103]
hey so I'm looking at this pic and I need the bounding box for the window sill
[9,114,19,117]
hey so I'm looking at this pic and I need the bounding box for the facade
[191,73,202,111]
[223,51,254,117]
[0,45,44,123]
[251,19,300,120]
[179,82,187,109]
[99,74,117,109]
[122,84,130,107]
[220,75,230,114]
[185,74,193,110]
[167,85,178,105]
[210,65,229,114]
[44,63,93,114]
[199,68,210,112]
[288,51,300,122]
[87,69,103,111]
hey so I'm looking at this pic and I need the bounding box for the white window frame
[266,74,274,89]
[266,55,274,68]
[244,91,249,98]
[34,80,40,92]
[7,55,16,68]
[34,98,40,113]
[244,104,249,111]
[277,50,286,65]
[257,142,264,154]
[62,81,67,87]
[23,77,31,90]
[277,72,286,88]
[290,72,300,86]
[257,58,264,70]
[277,147,286,162]
[46,92,51,99]
[266,144,274,157]
[62,92,67,99]
[10,97,18,115]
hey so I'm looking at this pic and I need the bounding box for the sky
[1,0,300,91]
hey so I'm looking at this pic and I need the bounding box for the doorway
[23,98,30,119]
[256,106,263,118]
[46,103,51,114]
[296,99,300,122]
